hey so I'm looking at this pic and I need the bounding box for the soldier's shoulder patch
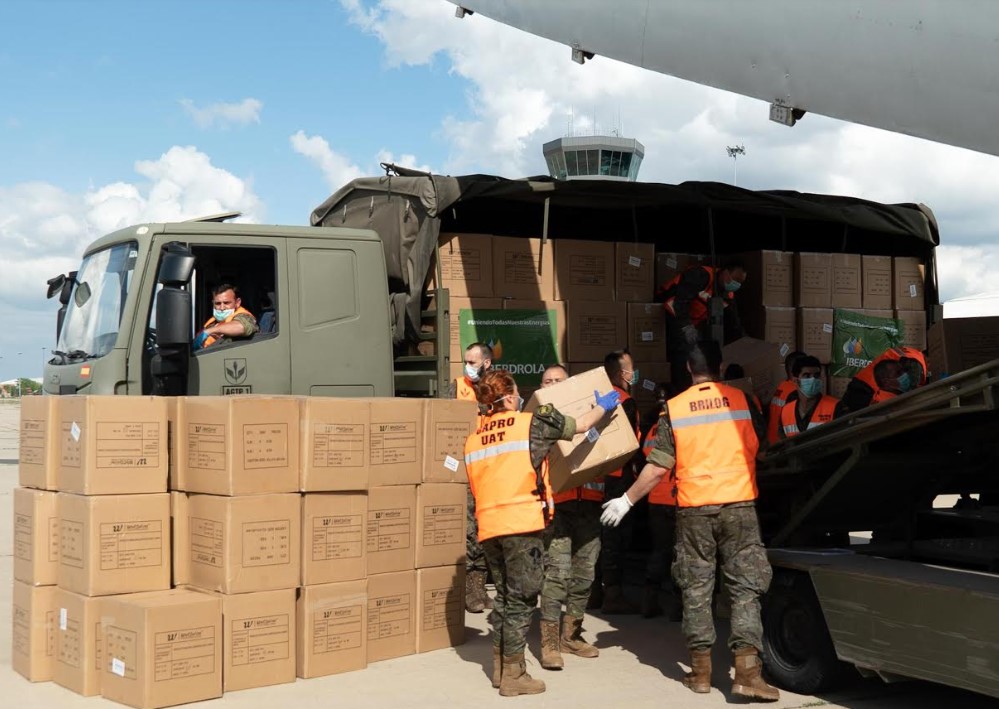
[535,403,555,416]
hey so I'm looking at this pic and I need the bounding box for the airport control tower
[542,133,645,181]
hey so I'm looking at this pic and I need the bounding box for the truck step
[394,355,438,365]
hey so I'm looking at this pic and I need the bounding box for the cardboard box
[630,360,671,412]
[19,395,59,490]
[859,309,895,319]
[422,399,478,483]
[449,296,505,362]
[296,580,368,678]
[58,396,168,495]
[53,588,111,696]
[795,252,833,308]
[653,253,708,290]
[415,484,466,569]
[896,309,928,351]
[744,306,797,357]
[798,308,835,364]
[927,317,999,378]
[554,239,615,301]
[862,255,893,309]
[492,236,555,300]
[179,396,300,496]
[14,486,60,585]
[829,375,851,400]
[436,233,494,298]
[525,367,640,493]
[566,301,628,362]
[300,397,370,492]
[567,362,601,376]
[615,242,655,301]
[101,590,222,709]
[740,250,793,307]
[367,571,417,663]
[722,337,786,406]
[57,492,171,596]
[12,581,57,682]
[367,486,417,575]
[167,398,180,491]
[187,493,301,594]
[502,298,567,363]
[831,253,863,309]
[894,256,926,311]
[170,491,190,587]
[368,398,423,486]
[301,493,367,585]
[627,302,667,360]
[415,565,465,653]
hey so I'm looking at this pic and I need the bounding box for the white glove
[600,494,633,527]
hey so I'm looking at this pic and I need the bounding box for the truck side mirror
[151,243,195,396]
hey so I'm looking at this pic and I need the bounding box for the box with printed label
[492,236,555,300]
[927,317,999,379]
[100,589,222,709]
[416,484,467,569]
[301,492,367,585]
[58,396,168,495]
[415,565,465,653]
[367,486,417,575]
[448,296,505,362]
[167,398,181,491]
[794,252,832,308]
[366,570,417,663]
[367,398,423,486]
[831,253,863,309]
[554,239,615,301]
[630,361,671,412]
[296,580,368,678]
[187,493,301,594]
[894,256,926,311]
[566,301,628,362]
[422,399,478,483]
[862,255,893,309]
[436,233,494,298]
[53,588,115,696]
[895,309,928,351]
[722,337,786,406]
[739,250,793,307]
[12,581,57,682]
[744,307,797,360]
[615,242,655,302]
[14,486,60,585]
[19,395,59,490]
[627,302,667,360]
[170,491,190,587]
[179,396,300,496]
[300,397,370,491]
[798,308,835,364]
[57,492,170,596]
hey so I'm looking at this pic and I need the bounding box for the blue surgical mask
[896,372,913,393]
[214,308,234,322]
[464,364,483,382]
[627,369,640,386]
[798,377,823,397]
[724,280,742,293]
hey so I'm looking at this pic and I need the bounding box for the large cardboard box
[894,256,926,311]
[422,399,478,483]
[862,255,893,309]
[300,397,370,491]
[14,486,59,585]
[566,300,628,362]
[627,302,668,361]
[927,317,999,378]
[492,236,555,300]
[630,361,671,412]
[740,250,793,307]
[167,398,181,491]
[187,493,301,594]
[502,298,567,363]
[795,252,833,308]
[449,296,505,362]
[53,588,111,696]
[180,396,300,496]
[58,396,168,495]
[19,395,59,490]
[367,570,417,663]
[829,375,851,400]
[12,581,57,682]
[301,492,367,585]
[654,252,708,289]
[554,239,615,301]
[744,306,797,358]
[722,337,786,406]
[101,590,222,709]
[831,253,863,309]
[525,367,640,493]
[415,565,465,653]
[368,398,423,486]
[896,309,928,351]
[615,242,655,301]
[415,484,466,569]
[57,492,170,596]
[170,491,190,587]
[367,486,417,575]
[798,308,835,364]
[437,233,494,298]
[296,580,368,678]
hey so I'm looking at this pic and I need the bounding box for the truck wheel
[762,570,851,694]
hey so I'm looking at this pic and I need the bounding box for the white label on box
[642,379,656,391]
[443,455,460,472]
[628,255,642,268]
[59,608,67,630]
[822,323,833,334]
[70,421,81,442]
[641,331,654,342]
[586,428,600,443]
[666,257,677,269]
[112,658,126,677]
[909,284,918,297]
[780,343,790,358]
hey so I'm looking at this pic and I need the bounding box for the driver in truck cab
[193,283,258,349]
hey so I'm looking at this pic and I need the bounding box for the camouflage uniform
[540,499,602,621]
[600,396,640,586]
[467,487,487,573]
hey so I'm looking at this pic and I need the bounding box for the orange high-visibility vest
[606,386,640,479]
[667,381,758,508]
[766,379,797,444]
[463,411,554,542]
[200,306,254,348]
[853,347,927,405]
[779,395,838,437]
[455,377,476,402]
[660,265,734,327]
[643,419,677,506]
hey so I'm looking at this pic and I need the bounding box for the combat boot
[492,647,502,688]
[560,615,599,658]
[539,620,563,669]
[601,585,637,614]
[641,583,663,618]
[682,647,712,694]
[465,570,487,613]
[732,646,780,702]
[499,653,546,696]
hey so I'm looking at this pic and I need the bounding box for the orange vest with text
[200,306,253,348]
[779,394,838,438]
[455,377,476,402]
[853,347,927,405]
[643,419,677,506]
[766,379,797,444]
[606,385,640,479]
[463,411,554,542]
[660,265,734,327]
[666,381,758,508]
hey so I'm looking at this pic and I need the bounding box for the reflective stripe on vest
[200,306,253,348]
[643,420,677,506]
[779,395,838,438]
[456,377,476,402]
[606,386,640,478]
[766,379,797,444]
[463,411,553,542]
[667,382,758,508]
[853,346,928,404]
[553,477,604,505]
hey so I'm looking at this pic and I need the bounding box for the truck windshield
[56,241,138,358]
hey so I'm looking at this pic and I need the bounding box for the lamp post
[726,144,746,186]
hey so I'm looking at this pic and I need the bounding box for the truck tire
[762,570,852,694]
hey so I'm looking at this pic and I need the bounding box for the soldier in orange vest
[464,369,620,696]
[835,346,927,417]
[600,341,779,701]
[778,356,838,439]
[766,350,806,444]
[193,284,258,349]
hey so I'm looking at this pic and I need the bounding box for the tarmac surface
[0,400,995,708]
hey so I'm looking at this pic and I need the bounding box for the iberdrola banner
[458,308,559,390]
[830,309,902,378]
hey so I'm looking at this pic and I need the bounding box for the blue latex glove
[594,389,620,412]
[192,331,209,350]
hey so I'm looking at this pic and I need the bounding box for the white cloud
[180,97,263,129]
[290,130,365,190]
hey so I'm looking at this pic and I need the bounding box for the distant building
[542,135,645,181]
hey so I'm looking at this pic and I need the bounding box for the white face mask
[214,308,235,322]
[464,363,483,382]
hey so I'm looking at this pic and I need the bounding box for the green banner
[458,308,559,390]
[830,309,902,378]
